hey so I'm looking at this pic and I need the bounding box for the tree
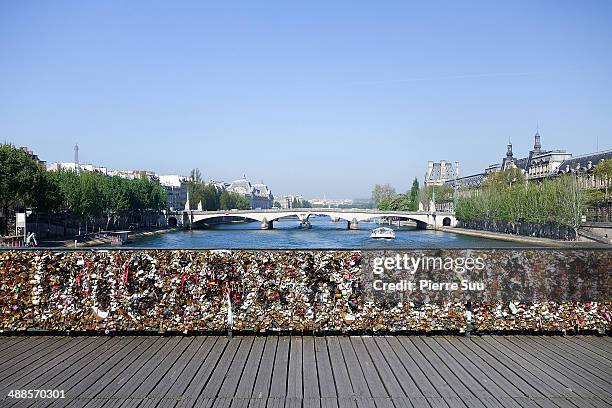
[594,159,612,199]
[190,168,202,183]
[483,168,525,191]
[0,144,45,235]
[273,201,281,208]
[371,184,396,208]
[409,178,419,211]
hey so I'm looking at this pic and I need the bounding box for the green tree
[594,159,612,199]
[273,201,281,208]
[0,144,46,235]
[483,168,526,190]
[409,178,419,211]
[372,184,396,208]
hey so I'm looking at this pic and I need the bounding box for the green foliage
[1,143,168,234]
[273,201,281,208]
[0,144,45,209]
[583,188,605,207]
[409,178,419,211]
[417,185,453,208]
[456,174,585,230]
[371,184,396,207]
[594,159,612,198]
[482,167,526,191]
[219,191,250,210]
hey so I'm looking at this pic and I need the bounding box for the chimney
[506,143,513,159]
[455,161,460,178]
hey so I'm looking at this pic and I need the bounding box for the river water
[129,216,530,249]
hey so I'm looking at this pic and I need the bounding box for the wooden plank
[326,337,353,399]
[338,337,370,399]
[0,337,66,379]
[361,337,405,398]
[130,337,191,399]
[159,337,213,402]
[563,337,612,362]
[143,338,203,408]
[431,337,526,408]
[286,337,302,400]
[502,337,612,408]
[302,337,320,408]
[197,338,242,400]
[248,336,278,408]
[0,337,90,391]
[554,337,612,372]
[234,337,266,398]
[176,336,228,408]
[0,337,27,353]
[43,336,147,408]
[508,337,612,400]
[459,338,559,408]
[270,337,290,398]
[411,337,491,408]
[450,338,546,408]
[479,337,580,408]
[397,338,464,407]
[314,337,336,400]
[217,337,254,398]
[11,338,110,408]
[384,337,442,403]
[86,337,172,402]
[349,337,395,408]
[528,337,612,384]
[372,338,421,399]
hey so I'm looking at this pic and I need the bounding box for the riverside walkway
[0,336,610,408]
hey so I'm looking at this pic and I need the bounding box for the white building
[226,178,274,209]
[159,175,189,211]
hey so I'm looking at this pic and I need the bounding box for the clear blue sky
[1,1,611,198]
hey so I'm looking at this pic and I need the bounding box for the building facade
[159,175,189,211]
[444,132,612,189]
[424,160,460,186]
[226,178,274,209]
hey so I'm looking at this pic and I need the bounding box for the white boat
[370,227,395,239]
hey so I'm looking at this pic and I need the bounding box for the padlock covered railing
[0,249,610,334]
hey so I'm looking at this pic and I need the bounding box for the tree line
[455,162,612,235]
[1,144,167,235]
[371,178,453,211]
[188,168,250,211]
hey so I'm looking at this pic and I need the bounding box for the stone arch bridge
[166,208,456,230]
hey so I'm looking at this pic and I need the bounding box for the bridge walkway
[0,336,610,408]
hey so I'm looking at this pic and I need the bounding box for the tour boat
[370,227,395,239]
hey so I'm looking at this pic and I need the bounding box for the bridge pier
[260,219,273,230]
[347,219,359,230]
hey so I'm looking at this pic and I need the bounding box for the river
[129,216,530,249]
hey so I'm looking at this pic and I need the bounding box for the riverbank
[440,226,611,247]
[37,226,180,248]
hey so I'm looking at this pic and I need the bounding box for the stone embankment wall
[457,220,577,241]
[0,250,609,334]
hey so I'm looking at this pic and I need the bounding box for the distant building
[226,178,274,209]
[47,162,108,175]
[278,194,304,208]
[20,146,46,167]
[444,132,612,189]
[159,175,189,210]
[310,198,353,207]
[424,160,460,186]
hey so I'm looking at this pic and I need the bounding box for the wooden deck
[0,336,610,408]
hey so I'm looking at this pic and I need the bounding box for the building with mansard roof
[424,160,460,186]
[226,178,274,209]
[444,132,612,189]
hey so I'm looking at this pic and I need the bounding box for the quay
[0,335,610,408]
